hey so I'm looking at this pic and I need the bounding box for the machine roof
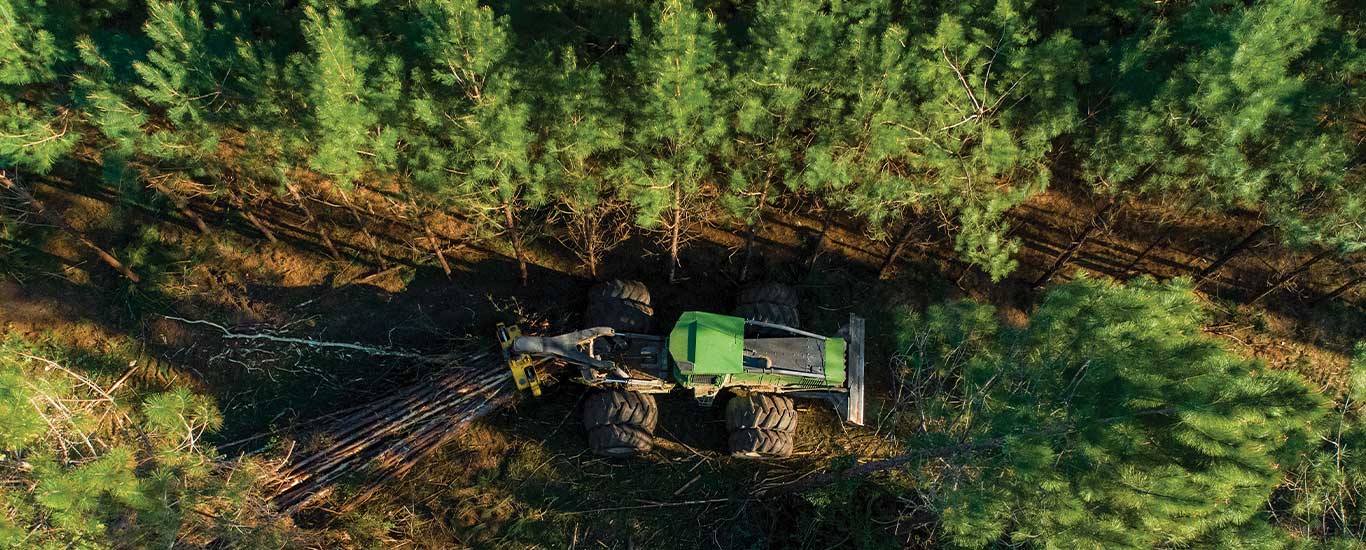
[667,311,744,374]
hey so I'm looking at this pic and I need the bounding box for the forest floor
[1,164,1363,548]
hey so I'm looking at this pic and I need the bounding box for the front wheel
[583,390,658,457]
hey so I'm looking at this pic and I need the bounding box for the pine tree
[1275,343,1366,545]
[726,0,835,280]
[408,0,538,284]
[0,336,298,547]
[132,0,219,165]
[625,0,727,282]
[1079,0,1365,256]
[0,0,62,87]
[803,0,1084,281]
[0,0,76,173]
[300,5,391,189]
[894,277,1324,547]
[537,47,628,279]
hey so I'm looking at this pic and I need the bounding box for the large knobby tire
[586,279,654,333]
[726,393,797,458]
[734,282,799,329]
[583,390,658,457]
[588,424,653,457]
[725,393,796,432]
[728,428,794,459]
[584,390,658,433]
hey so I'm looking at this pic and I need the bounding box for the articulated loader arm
[497,325,623,395]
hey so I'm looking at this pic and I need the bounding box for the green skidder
[895,278,1324,548]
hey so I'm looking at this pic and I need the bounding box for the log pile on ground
[268,350,514,513]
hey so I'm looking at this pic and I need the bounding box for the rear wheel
[586,279,653,333]
[734,282,799,329]
[726,393,796,458]
[584,390,658,457]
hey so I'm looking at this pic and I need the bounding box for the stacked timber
[269,351,514,513]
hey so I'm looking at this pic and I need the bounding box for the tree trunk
[284,182,343,261]
[503,202,527,286]
[585,215,599,280]
[407,195,450,279]
[668,182,682,283]
[1032,200,1121,288]
[148,180,211,235]
[879,218,921,280]
[1250,248,1334,304]
[240,209,278,244]
[805,208,834,271]
[739,178,771,283]
[1193,224,1269,287]
[1,171,141,283]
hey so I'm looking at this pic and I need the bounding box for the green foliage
[624,0,726,229]
[131,0,219,162]
[0,0,64,87]
[0,104,77,173]
[895,278,1324,547]
[0,334,300,548]
[725,0,835,223]
[801,0,1085,280]
[1079,0,1366,250]
[301,5,391,188]
[1274,343,1366,545]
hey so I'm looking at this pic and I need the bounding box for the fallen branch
[162,316,424,359]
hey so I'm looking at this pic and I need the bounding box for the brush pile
[268,350,515,513]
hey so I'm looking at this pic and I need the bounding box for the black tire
[725,393,796,432]
[586,279,653,333]
[583,390,658,433]
[588,424,654,457]
[734,283,799,329]
[728,428,794,458]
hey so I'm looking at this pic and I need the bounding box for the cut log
[265,350,515,513]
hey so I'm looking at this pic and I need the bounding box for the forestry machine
[497,280,864,458]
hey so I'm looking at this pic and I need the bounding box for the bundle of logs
[268,350,516,513]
